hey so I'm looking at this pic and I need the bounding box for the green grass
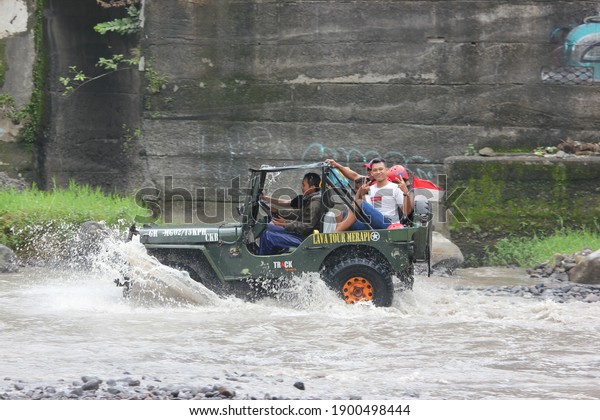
[0,180,142,256]
[485,227,600,267]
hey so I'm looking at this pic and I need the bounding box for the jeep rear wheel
[322,257,394,307]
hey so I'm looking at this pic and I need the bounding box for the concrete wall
[138,0,600,199]
[25,0,600,205]
[41,0,143,191]
[0,0,34,180]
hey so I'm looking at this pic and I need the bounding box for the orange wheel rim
[342,277,374,304]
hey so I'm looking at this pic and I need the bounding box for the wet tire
[322,257,394,307]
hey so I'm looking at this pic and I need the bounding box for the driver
[258,172,323,255]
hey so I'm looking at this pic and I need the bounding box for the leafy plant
[121,124,141,150]
[59,3,141,96]
[533,146,558,156]
[0,93,41,145]
[145,66,168,94]
[59,53,140,95]
[97,0,140,8]
[464,144,477,156]
[0,94,19,122]
[94,5,140,35]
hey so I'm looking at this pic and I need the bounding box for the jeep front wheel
[322,257,394,307]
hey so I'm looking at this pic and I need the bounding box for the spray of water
[11,221,528,313]
[93,234,221,307]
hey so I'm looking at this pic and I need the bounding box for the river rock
[0,244,19,273]
[528,248,593,282]
[478,147,496,157]
[0,172,28,192]
[568,249,600,285]
[430,232,464,274]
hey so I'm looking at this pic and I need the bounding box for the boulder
[478,147,496,157]
[0,172,28,192]
[568,249,600,285]
[0,244,19,272]
[430,231,464,273]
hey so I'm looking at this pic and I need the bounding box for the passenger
[334,158,409,231]
[258,172,323,255]
[387,164,414,222]
[361,162,376,184]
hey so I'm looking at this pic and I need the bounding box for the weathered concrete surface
[137,0,600,199]
[41,0,144,191]
[0,0,28,39]
[0,0,34,180]
[1,31,34,108]
[25,0,600,208]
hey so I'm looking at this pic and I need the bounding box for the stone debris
[469,282,600,303]
[0,375,242,400]
[478,147,496,157]
[527,248,598,285]
[0,172,28,192]
[557,138,600,156]
[461,248,600,303]
[0,372,349,400]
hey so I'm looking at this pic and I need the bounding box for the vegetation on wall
[96,0,140,8]
[59,3,142,96]
[0,0,46,146]
[17,0,46,146]
[0,94,19,122]
[0,41,6,87]
[448,158,600,266]
[94,5,140,35]
[59,53,140,96]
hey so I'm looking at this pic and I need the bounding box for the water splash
[91,233,220,307]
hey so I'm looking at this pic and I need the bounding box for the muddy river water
[0,239,599,400]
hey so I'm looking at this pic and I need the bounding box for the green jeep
[126,162,433,307]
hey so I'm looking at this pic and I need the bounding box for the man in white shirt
[335,157,410,230]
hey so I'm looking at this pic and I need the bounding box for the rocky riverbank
[0,374,311,400]
[455,248,600,303]
[464,282,600,303]
[527,248,600,285]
